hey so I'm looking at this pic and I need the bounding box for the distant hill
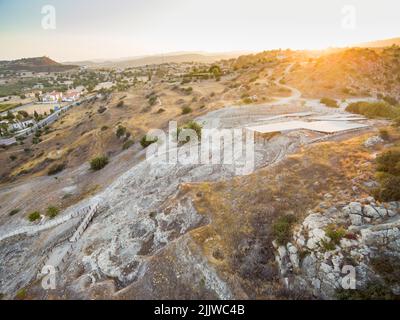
[74,52,247,68]
[356,37,400,48]
[0,56,78,72]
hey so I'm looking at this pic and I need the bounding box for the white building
[9,120,35,131]
[62,90,80,102]
[42,91,63,102]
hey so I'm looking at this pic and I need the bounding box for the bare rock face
[363,135,384,148]
[273,198,400,299]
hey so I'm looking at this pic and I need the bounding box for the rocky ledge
[273,198,400,299]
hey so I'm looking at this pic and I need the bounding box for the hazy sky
[0,0,399,61]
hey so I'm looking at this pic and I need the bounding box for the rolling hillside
[0,56,78,72]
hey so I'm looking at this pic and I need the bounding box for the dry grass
[182,130,390,298]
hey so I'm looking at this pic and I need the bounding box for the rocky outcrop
[273,198,400,299]
[363,135,384,148]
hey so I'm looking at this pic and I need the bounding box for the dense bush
[320,98,339,108]
[28,211,41,222]
[140,135,158,148]
[272,214,297,245]
[116,125,127,138]
[374,175,400,201]
[346,101,400,119]
[181,106,193,115]
[90,156,109,170]
[376,150,400,176]
[46,206,59,219]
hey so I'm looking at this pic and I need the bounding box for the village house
[41,91,63,103]
[62,90,80,102]
[8,119,35,131]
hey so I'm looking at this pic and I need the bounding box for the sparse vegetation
[379,128,390,141]
[325,224,346,245]
[320,97,339,108]
[8,208,20,216]
[90,155,109,171]
[272,214,297,245]
[122,139,134,150]
[336,281,398,300]
[15,288,27,300]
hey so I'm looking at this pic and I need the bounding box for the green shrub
[28,211,41,222]
[177,121,203,144]
[181,106,193,115]
[320,98,339,108]
[320,239,336,251]
[116,125,126,138]
[101,125,109,131]
[346,101,400,119]
[148,95,158,106]
[46,206,59,219]
[9,155,17,161]
[374,175,400,201]
[325,224,346,245]
[9,208,20,216]
[90,156,109,171]
[15,288,27,300]
[140,135,158,148]
[47,162,66,175]
[272,214,297,245]
[376,150,400,176]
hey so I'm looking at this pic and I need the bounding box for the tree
[209,65,222,77]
